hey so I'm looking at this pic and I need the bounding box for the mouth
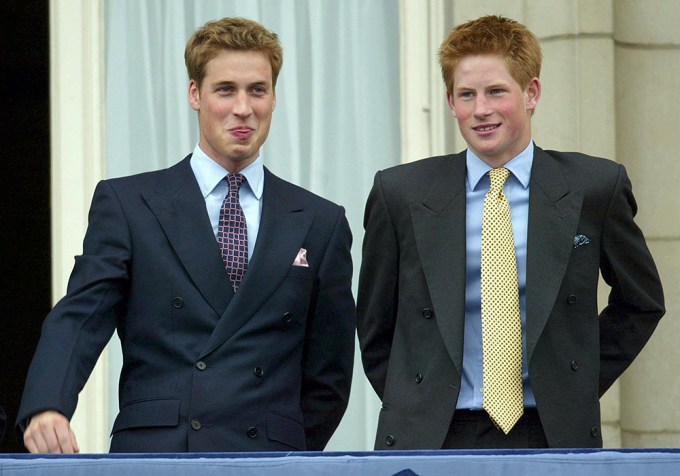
[229,126,255,140]
[473,124,500,133]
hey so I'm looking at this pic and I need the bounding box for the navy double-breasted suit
[357,146,664,449]
[18,156,355,452]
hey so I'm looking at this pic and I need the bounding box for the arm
[356,172,399,399]
[598,165,665,395]
[300,207,355,451]
[17,180,131,451]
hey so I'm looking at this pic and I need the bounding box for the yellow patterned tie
[481,167,523,434]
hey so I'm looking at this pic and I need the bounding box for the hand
[23,410,80,453]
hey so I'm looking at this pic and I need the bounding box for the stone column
[614,0,680,447]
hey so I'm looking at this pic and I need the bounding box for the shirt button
[253,367,264,377]
[191,419,201,431]
[422,308,433,319]
[196,361,207,371]
[172,297,184,309]
[247,427,259,438]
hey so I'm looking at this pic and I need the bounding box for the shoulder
[378,153,463,183]
[538,148,621,175]
[264,168,345,214]
[102,155,193,192]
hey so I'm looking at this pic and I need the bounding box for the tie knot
[488,168,510,193]
[227,173,246,192]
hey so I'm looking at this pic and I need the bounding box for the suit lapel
[142,156,232,318]
[410,154,467,374]
[201,168,313,357]
[525,146,583,362]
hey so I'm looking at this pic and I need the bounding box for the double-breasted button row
[422,308,434,319]
[172,297,184,309]
[191,419,260,438]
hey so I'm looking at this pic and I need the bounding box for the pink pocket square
[292,248,309,267]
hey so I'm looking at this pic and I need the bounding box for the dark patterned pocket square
[573,234,590,248]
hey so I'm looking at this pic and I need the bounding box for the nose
[474,96,492,117]
[233,91,252,117]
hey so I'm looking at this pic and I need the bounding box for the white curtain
[104,0,400,450]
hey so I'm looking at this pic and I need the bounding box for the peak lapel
[201,169,313,357]
[525,147,583,362]
[410,154,467,374]
[142,157,232,318]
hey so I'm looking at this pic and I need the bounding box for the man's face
[189,50,275,172]
[447,54,540,167]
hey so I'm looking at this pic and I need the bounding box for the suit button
[567,294,577,304]
[422,308,433,319]
[191,419,201,431]
[591,426,599,437]
[415,373,423,384]
[172,297,184,309]
[196,361,207,371]
[247,427,259,438]
[253,367,264,377]
[570,360,579,371]
[385,435,396,446]
[282,312,293,324]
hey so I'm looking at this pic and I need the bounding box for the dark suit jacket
[17,156,355,452]
[357,146,665,449]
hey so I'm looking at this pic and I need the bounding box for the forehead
[203,49,273,84]
[453,54,516,87]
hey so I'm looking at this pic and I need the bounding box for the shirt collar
[466,141,534,191]
[190,144,265,200]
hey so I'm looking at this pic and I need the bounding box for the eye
[490,88,504,95]
[458,91,474,99]
[251,85,268,95]
[217,85,234,94]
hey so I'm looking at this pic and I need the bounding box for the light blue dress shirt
[456,141,537,410]
[189,144,264,261]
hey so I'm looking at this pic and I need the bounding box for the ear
[188,79,201,111]
[525,77,541,112]
[446,92,457,117]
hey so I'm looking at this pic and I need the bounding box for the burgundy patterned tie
[218,173,248,292]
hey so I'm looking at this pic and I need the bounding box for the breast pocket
[286,265,314,281]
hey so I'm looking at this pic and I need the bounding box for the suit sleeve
[598,164,665,395]
[16,180,131,432]
[300,206,355,451]
[356,171,399,399]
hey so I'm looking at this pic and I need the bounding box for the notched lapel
[411,158,467,374]
[525,149,583,362]
[142,159,232,319]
